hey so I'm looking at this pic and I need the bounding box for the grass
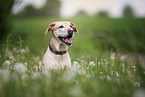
[0,42,142,97]
[0,16,145,97]
[8,17,145,56]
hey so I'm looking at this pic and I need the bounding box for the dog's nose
[68,29,73,34]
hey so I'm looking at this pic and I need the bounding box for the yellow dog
[39,21,78,71]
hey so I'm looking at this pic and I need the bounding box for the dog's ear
[45,23,56,35]
[70,22,79,34]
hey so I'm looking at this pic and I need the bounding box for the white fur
[43,47,71,70]
[39,21,77,71]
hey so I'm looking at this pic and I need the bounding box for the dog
[39,21,78,71]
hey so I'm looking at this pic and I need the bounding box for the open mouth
[58,35,73,46]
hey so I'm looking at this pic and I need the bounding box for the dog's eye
[70,25,73,28]
[59,25,64,28]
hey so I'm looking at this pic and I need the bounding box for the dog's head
[45,21,78,46]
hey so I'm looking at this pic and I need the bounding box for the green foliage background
[0,1,145,97]
[9,17,145,59]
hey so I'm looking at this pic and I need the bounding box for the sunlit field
[0,17,145,97]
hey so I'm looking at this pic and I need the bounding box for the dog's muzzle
[58,33,73,46]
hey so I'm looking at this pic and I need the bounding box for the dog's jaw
[50,34,69,52]
[58,33,74,46]
[53,30,74,46]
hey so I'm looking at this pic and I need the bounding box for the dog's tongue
[64,38,72,44]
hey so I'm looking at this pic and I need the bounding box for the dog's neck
[50,35,68,51]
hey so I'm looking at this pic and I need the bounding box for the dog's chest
[44,50,68,64]
[43,49,71,70]
[55,55,63,64]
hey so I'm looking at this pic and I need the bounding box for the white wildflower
[104,59,107,61]
[122,64,124,67]
[86,74,91,78]
[72,61,81,69]
[98,62,100,66]
[63,69,77,82]
[3,60,11,67]
[0,69,10,82]
[116,71,119,77]
[73,61,79,66]
[39,61,42,66]
[68,85,83,97]
[78,69,86,75]
[80,60,84,63]
[120,55,127,61]
[111,71,115,75]
[91,71,94,74]
[72,65,79,70]
[21,49,25,53]
[14,63,27,74]
[13,47,18,52]
[101,62,105,67]
[122,68,125,72]
[127,70,132,78]
[32,72,41,79]
[33,56,40,61]
[133,89,145,97]
[21,74,29,80]
[111,53,115,60]
[107,75,111,81]
[10,60,14,63]
[106,61,109,65]
[100,72,103,75]
[9,55,15,61]
[25,46,29,52]
[133,82,140,87]
[133,66,136,69]
[122,64,125,72]
[89,61,95,66]
[42,70,50,77]
[33,65,38,71]
[24,62,28,66]
[77,65,81,69]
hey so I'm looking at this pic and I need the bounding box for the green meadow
[10,17,145,56]
[0,17,145,97]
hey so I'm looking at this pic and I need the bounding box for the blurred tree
[76,10,88,17]
[0,0,14,42]
[16,0,60,17]
[97,11,109,18]
[123,5,135,18]
[37,0,60,16]
[20,5,36,17]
